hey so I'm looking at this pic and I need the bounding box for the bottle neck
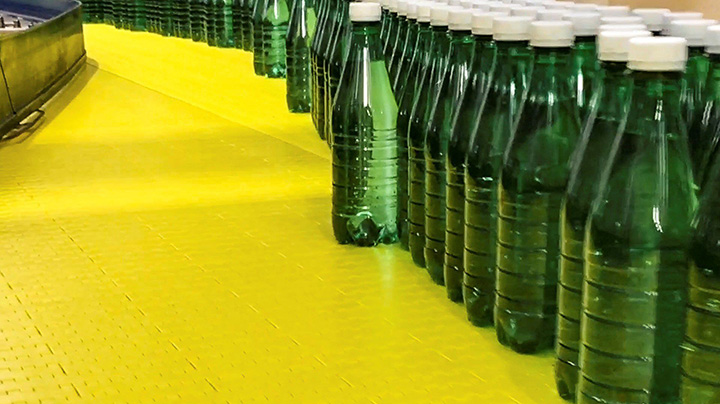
[596,61,632,116]
[529,46,575,98]
[704,53,720,99]
[625,71,685,137]
[348,21,384,62]
[430,25,451,57]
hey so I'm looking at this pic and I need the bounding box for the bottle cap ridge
[350,2,383,22]
[706,25,720,54]
[564,12,601,36]
[597,5,630,17]
[430,4,453,26]
[628,36,688,71]
[598,29,652,62]
[633,8,670,31]
[601,16,643,25]
[669,19,718,47]
[472,11,510,35]
[397,0,409,16]
[417,2,433,22]
[493,16,533,40]
[449,8,473,30]
[600,23,647,32]
[512,6,544,19]
[530,20,573,47]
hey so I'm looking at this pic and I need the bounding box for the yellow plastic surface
[0,24,566,403]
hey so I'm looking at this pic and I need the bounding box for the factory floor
[0,24,563,403]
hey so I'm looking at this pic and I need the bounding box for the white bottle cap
[601,16,643,25]
[530,20,573,47]
[597,5,629,17]
[706,25,720,54]
[570,4,597,13]
[350,2,383,21]
[407,1,419,19]
[633,8,670,32]
[493,16,533,40]
[397,0,409,16]
[511,0,526,4]
[387,0,399,13]
[473,2,491,12]
[628,37,688,72]
[362,0,382,3]
[472,10,509,35]
[564,12,601,36]
[417,2,433,22]
[448,0,462,6]
[490,4,522,13]
[460,0,475,8]
[600,23,647,32]
[663,12,703,35]
[431,4,452,26]
[538,9,565,21]
[554,1,574,8]
[512,6,543,19]
[669,19,718,47]
[597,29,652,62]
[380,0,389,10]
[449,8,473,30]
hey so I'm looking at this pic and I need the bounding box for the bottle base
[444,257,463,303]
[399,220,409,250]
[332,213,398,247]
[555,359,578,401]
[424,248,444,285]
[495,308,555,354]
[463,283,493,327]
[409,231,426,268]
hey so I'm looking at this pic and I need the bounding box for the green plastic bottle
[496,20,581,353]
[425,7,475,297]
[689,26,720,189]
[192,0,208,41]
[104,0,116,25]
[309,0,327,132]
[633,8,669,36]
[252,0,268,74]
[464,15,532,327]
[448,10,501,322]
[206,0,218,43]
[578,37,696,404]
[325,1,351,144]
[172,0,190,37]
[315,0,340,140]
[387,0,409,82]
[232,0,243,48]
[391,0,419,94]
[396,2,433,251]
[286,0,316,112]
[670,19,715,127]
[564,12,601,117]
[160,0,174,35]
[408,3,452,270]
[241,0,256,50]
[382,0,399,64]
[555,29,651,401]
[262,0,290,78]
[332,1,399,246]
[682,152,720,404]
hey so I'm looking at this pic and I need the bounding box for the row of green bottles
[555,29,650,401]
[331,1,398,246]
[285,0,317,112]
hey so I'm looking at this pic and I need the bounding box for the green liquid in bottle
[262,0,290,78]
[332,16,399,247]
[683,47,711,128]
[425,25,475,298]
[496,43,582,354]
[388,13,408,83]
[408,19,450,271]
[252,0,268,74]
[578,70,696,404]
[555,60,632,401]
[286,0,317,112]
[464,39,532,327]
[682,156,720,404]
[325,1,350,145]
[190,0,207,41]
[232,0,243,48]
[448,32,496,323]
[172,0,190,37]
[688,53,720,189]
[383,10,398,64]
[241,0,256,50]
[391,14,418,95]
[572,35,599,118]
[396,17,432,251]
